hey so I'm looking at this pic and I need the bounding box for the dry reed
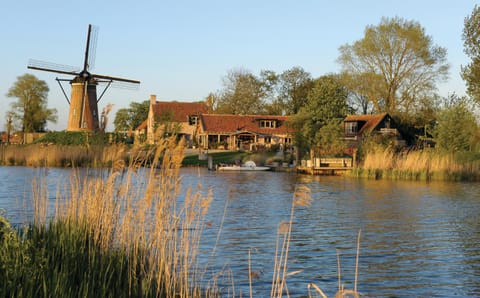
[0,143,129,167]
[355,146,480,180]
[30,136,214,297]
[271,185,312,298]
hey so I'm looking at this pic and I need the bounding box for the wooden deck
[297,157,354,175]
[296,166,353,175]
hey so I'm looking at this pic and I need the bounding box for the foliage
[33,131,110,146]
[461,5,480,103]
[215,68,267,115]
[6,73,57,133]
[289,75,348,156]
[275,67,313,115]
[211,67,314,116]
[338,17,449,116]
[316,118,346,156]
[433,97,479,153]
[113,100,150,132]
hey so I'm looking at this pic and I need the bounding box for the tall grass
[351,145,480,181]
[0,143,130,167]
[270,185,311,297]
[0,137,215,297]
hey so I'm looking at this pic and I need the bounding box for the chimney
[150,94,157,106]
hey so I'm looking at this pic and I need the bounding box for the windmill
[28,24,140,131]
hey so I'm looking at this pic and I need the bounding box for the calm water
[1,166,479,297]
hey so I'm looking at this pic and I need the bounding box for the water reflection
[0,166,479,297]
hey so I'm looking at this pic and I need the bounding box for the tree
[113,100,150,132]
[462,5,480,103]
[289,75,348,156]
[4,111,16,144]
[277,67,313,115]
[338,17,449,115]
[6,74,57,133]
[340,72,379,114]
[434,95,478,153]
[215,69,267,115]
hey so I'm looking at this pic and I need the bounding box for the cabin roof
[200,114,291,134]
[343,113,389,134]
[152,101,208,122]
[136,101,208,130]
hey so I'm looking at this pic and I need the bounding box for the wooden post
[207,155,213,171]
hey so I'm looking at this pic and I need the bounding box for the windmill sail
[27,24,140,131]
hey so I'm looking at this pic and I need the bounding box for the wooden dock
[296,157,354,175]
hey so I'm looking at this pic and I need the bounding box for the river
[1,166,479,297]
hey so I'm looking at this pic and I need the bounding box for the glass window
[345,122,358,134]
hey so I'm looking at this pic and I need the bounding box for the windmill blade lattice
[27,24,140,132]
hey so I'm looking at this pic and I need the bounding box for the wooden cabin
[343,113,405,148]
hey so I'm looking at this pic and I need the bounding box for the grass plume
[352,145,480,181]
[0,136,215,297]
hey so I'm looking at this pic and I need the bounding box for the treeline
[113,13,480,160]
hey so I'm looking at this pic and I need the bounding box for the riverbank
[2,143,480,181]
[0,137,216,297]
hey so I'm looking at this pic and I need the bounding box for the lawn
[182,151,251,167]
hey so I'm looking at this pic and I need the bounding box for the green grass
[182,151,252,166]
[181,150,280,167]
[0,217,160,298]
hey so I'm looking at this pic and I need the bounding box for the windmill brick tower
[28,24,140,131]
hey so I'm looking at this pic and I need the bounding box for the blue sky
[0,0,476,131]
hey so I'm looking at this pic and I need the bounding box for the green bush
[33,131,118,146]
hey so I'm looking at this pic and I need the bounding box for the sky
[0,0,476,131]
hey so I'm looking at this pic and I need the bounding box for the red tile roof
[136,119,148,130]
[136,101,208,130]
[343,113,388,134]
[200,114,292,135]
[152,101,208,122]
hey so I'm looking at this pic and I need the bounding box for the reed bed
[0,137,216,297]
[351,145,480,181]
[0,143,130,167]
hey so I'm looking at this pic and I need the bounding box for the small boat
[217,160,270,171]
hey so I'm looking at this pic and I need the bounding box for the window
[188,115,199,126]
[260,120,277,128]
[345,122,358,135]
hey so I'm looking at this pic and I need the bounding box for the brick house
[197,114,293,151]
[136,95,208,144]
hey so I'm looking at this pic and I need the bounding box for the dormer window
[260,120,277,128]
[188,115,199,125]
[345,121,358,135]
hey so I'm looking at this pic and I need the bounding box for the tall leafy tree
[277,67,313,115]
[290,75,348,156]
[434,95,479,153]
[215,69,266,115]
[338,17,449,115]
[6,74,57,133]
[462,5,480,103]
[113,100,150,131]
